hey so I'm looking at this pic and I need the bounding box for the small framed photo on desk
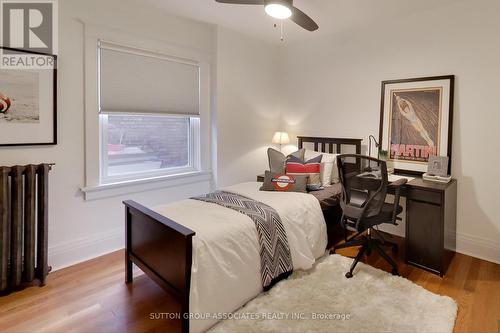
[427,156,449,176]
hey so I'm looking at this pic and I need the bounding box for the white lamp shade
[272,132,290,145]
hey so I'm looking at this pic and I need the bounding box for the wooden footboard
[124,200,194,333]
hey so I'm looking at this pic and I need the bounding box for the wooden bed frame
[124,136,362,333]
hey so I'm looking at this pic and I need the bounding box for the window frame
[82,25,212,200]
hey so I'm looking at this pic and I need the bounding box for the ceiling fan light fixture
[264,3,292,19]
[214,0,318,32]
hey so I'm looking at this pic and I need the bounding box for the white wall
[0,0,217,270]
[279,0,500,263]
[3,0,497,270]
[0,0,284,270]
[216,27,281,187]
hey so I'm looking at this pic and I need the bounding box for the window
[98,41,201,184]
[100,114,200,182]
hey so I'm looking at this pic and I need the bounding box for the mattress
[153,182,328,333]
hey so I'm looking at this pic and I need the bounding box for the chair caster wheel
[391,268,399,276]
[392,245,399,253]
[345,272,353,279]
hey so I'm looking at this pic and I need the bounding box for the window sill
[81,170,212,201]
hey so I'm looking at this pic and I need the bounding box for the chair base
[331,230,400,278]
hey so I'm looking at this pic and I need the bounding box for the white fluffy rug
[209,254,457,333]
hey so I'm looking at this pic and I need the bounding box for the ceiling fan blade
[215,0,264,4]
[290,6,319,31]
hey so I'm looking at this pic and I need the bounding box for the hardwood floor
[0,236,499,333]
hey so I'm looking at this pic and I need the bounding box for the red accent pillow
[286,155,323,190]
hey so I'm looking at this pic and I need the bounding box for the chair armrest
[389,178,407,223]
[388,178,407,188]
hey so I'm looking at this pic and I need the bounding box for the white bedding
[154,182,328,333]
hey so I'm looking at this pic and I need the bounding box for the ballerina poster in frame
[378,75,454,175]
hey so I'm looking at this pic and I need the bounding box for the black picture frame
[379,75,454,175]
[0,46,57,147]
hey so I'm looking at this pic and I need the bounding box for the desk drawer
[408,188,442,205]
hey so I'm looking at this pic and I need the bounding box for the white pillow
[304,150,340,186]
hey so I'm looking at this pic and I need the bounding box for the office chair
[331,154,407,278]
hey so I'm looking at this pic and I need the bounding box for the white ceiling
[144,0,455,44]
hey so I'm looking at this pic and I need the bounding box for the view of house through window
[101,114,193,181]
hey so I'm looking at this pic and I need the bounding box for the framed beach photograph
[378,75,454,174]
[0,47,57,146]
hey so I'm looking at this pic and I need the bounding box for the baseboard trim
[455,232,500,265]
[378,228,499,265]
[49,227,124,271]
[48,228,499,272]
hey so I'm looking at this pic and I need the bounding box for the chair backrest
[336,154,389,227]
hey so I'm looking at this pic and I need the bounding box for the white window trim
[81,171,212,201]
[82,24,212,200]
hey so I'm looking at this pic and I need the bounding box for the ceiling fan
[214,0,319,32]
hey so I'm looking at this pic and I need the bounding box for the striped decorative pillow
[286,155,323,191]
[304,150,340,186]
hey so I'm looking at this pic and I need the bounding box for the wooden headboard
[297,136,362,155]
[297,136,363,172]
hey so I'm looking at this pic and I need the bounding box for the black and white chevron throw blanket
[192,191,293,290]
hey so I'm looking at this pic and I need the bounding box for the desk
[390,177,457,276]
[257,173,457,276]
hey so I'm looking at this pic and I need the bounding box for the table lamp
[272,131,290,151]
[368,135,380,158]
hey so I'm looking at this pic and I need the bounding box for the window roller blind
[99,42,200,116]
